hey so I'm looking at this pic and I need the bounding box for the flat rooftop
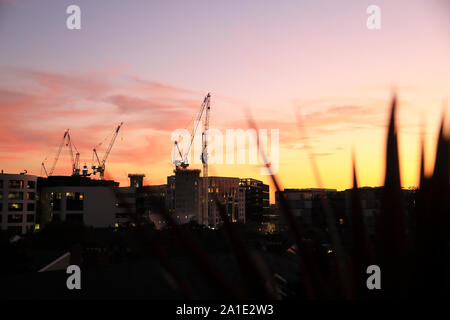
[38,176,119,188]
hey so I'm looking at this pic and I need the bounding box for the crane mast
[201,93,211,225]
[201,93,211,177]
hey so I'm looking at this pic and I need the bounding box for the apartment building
[206,176,246,227]
[0,172,38,234]
[166,168,246,228]
[239,178,269,223]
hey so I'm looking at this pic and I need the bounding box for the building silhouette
[166,168,246,228]
[239,178,269,223]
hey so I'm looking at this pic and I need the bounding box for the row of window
[50,192,84,211]
[0,191,36,200]
[0,203,35,212]
[0,214,35,223]
[1,213,83,224]
[0,180,36,189]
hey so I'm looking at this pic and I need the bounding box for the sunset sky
[1,0,449,202]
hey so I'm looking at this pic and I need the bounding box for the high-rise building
[167,169,246,228]
[239,178,269,223]
[168,168,202,224]
[0,172,38,234]
[206,176,246,227]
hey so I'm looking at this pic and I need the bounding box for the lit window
[8,192,23,200]
[8,180,24,189]
[8,203,23,212]
[66,192,84,211]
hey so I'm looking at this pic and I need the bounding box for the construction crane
[174,93,211,170]
[41,129,83,177]
[173,93,211,225]
[41,129,69,177]
[92,122,123,180]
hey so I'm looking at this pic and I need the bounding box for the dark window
[0,214,2,223]
[50,192,62,211]
[27,203,35,211]
[0,180,3,188]
[26,181,36,189]
[7,226,22,234]
[66,213,83,223]
[8,203,23,212]
[0,192,2,200]
[26,214,35,223]
[8,192,23,200]
[66,192,84,211]
[8,180,24,189]
[8,214,23,223]
[27,192,35,200]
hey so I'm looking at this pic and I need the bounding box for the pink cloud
[0,67,225,178]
